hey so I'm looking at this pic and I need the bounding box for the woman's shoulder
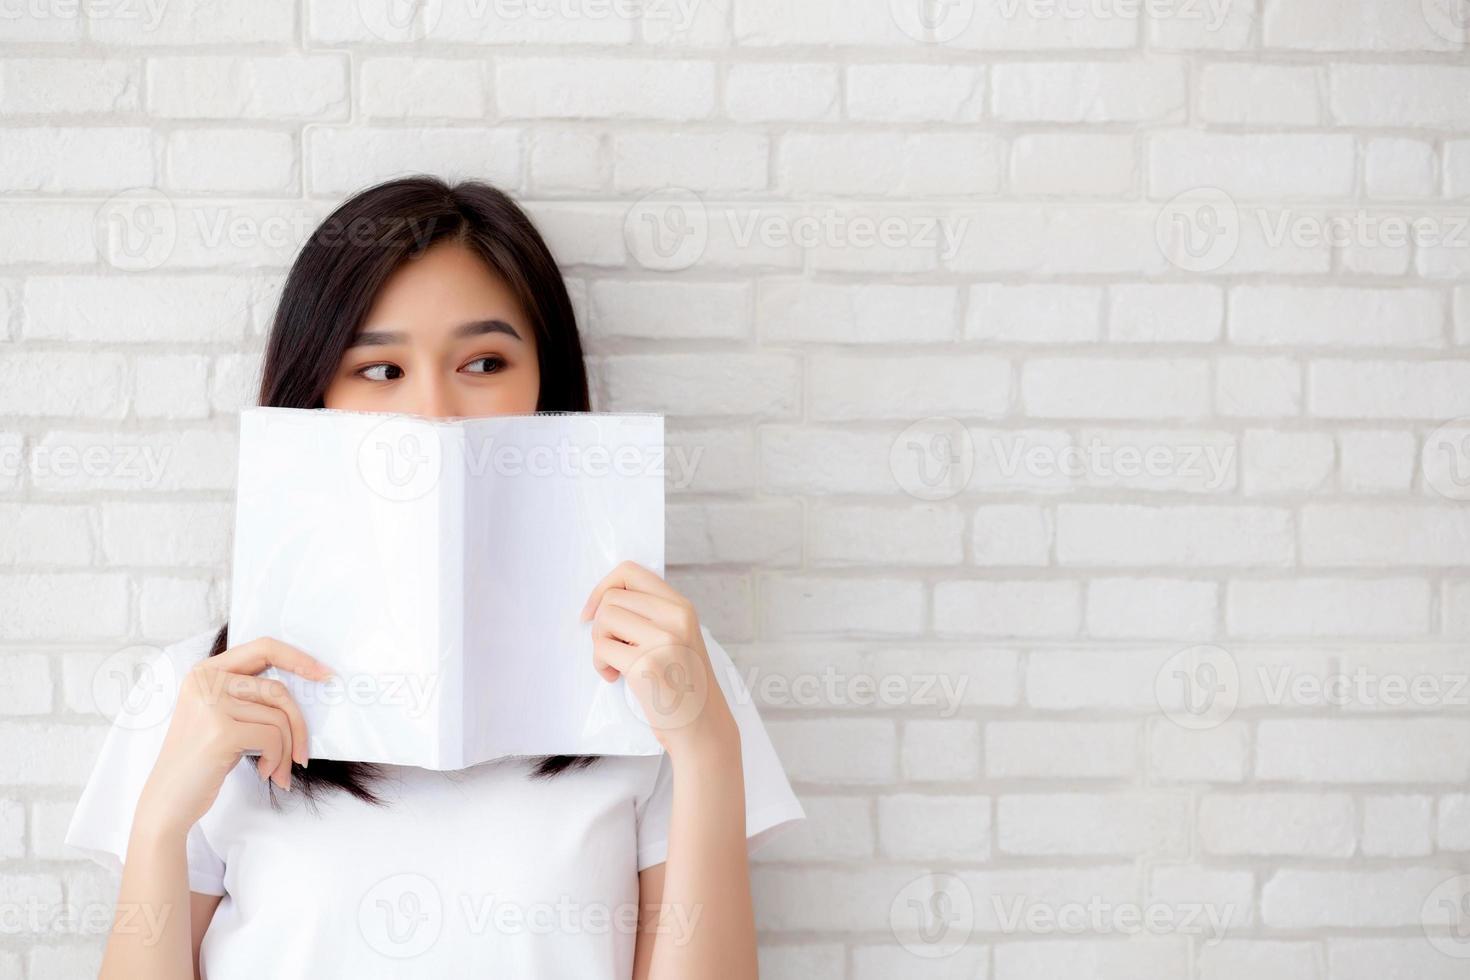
[152,625,221,683]
[163,625,220,667]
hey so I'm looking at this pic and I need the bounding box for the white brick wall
[2,2,1469,978]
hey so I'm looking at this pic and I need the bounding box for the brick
[1199,793,1355,856]
[1149,133,1355,198]
[496,58,714,120]
[724,64,839,122]
[612,132,768,193]
[1361,795,1432,857]
[587,280,749,341]
[306,127,521,196]
[0,504,93,565]
[992,62,1186,122]
[1057,505,1294,567]
[165,129,297,194]
[972,505,1052,567]
[809,354,1010,420]
[667,500,801,566]
[0,127,152,192]
[808,502,963,566]
[0,575,128,641]
[1216,356,1301,418]
[1265,0,1460,50]
[359,59,488,119]
[767,719,896,785]
[997,793,1189,857]
[1309,360,1470,419]
[1198,65,1322,125]
[966,284,1102,343]
[759,281,958,344]
[1338,430,1416,494]
[761,575,925,637]
[1365,138,1438,198]
[1232,286,1446,348]
[846,65,984,122]
[0,353,127,419]
[878,794,990,861]
[148,56,349,119]
[601,354,799,418]
[1010,134,1136,196]
[934,580,1082,638]
[1107,284,1223,343]
[1257,720,1470,783]
[902,720,981,781]
[1227,577,1430,637]
[0,59,139,115]
[1330,66,1470,128]
[1022,358,1211,420]
[1086,577,1218,639]
[1241,431,1334,495]
[1302,504,1470,566]
[779,132,1003,197]
[1263,868,1462,928]
[986,721,1136,779]
[23,276,261,343]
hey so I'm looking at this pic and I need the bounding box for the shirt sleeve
[63,632,228,897]
[634,625,805,872]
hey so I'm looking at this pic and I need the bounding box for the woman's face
[322,240,541,418]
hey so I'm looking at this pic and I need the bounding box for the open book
[226,407,667,769]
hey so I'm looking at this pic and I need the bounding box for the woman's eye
[356,363,402,382]
[463,356,505,375]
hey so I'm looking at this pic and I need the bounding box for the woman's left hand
[580,560,738,761]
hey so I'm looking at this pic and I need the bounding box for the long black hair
[209,175,596,805]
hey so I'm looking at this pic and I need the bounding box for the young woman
[65,177,804,979]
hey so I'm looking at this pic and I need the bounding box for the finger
[595,602,670,651]
[213,636,334,682]
[228,720,286,789]
[592,588,688,635]
[580,561,682,621]
[592,633,640,682]
[225,697,294,789]
[222,674,309,767]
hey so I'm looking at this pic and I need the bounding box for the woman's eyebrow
[454,319,523,342]
[346,319,523,349]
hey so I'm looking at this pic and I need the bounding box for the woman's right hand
[134,637,333,837]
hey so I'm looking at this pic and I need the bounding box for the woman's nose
[413,375,462,420]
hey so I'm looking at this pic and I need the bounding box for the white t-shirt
[65,624,804,979]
